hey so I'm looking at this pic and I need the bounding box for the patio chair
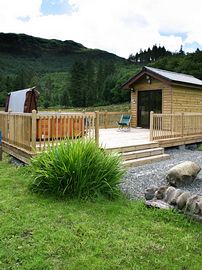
[117,114,131,131]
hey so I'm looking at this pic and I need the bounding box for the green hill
[0,33,136,107]
[0,32,125,74]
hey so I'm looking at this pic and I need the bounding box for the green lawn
[39,102,131,113]
[0,155,201,270]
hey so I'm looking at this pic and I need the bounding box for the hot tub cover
[5,87,39,113]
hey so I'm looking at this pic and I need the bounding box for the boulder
[166,161,201,187]
[195,198,202,215]
[155,186,168,200]
[176,191,191,210]
[144,186,158,200]
[184,195,200,214]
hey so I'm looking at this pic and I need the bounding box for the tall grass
[30,139,125,199]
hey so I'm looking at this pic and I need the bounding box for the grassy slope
[0,155,201,270]
[40,102,131,112]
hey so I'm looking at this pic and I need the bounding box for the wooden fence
[0,110,130,162]
[150,111,202,141]
[0,111,97,157]
[98,111,131,128]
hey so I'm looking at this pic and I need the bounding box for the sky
[0,0,202,58]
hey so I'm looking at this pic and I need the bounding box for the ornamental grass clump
[30,139,125,199]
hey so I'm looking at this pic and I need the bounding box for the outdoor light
[130,87,135,92]
[146,75,151,84]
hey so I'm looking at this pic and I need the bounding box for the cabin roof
[122,66,202,89]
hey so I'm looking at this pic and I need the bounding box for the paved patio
[99,128,150,149]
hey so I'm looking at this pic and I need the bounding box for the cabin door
[137,90,162,128]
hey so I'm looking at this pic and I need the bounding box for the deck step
[123,154,170,167]
[122,147,164,161]
[106,142,159,153]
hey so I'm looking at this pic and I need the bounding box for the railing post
[31,110,37,151]
[0,129,2,161]
[181,112,184,137]
[104,110,107,129]
[150,111,154,141]
[82,111,85,137]
[95,111,99,147]
[8,109,11,144]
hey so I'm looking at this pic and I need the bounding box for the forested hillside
[129,45,202,80]
[0,33,136,107]
[1,33,202,109]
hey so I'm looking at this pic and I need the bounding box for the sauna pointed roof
[122,66,202,89]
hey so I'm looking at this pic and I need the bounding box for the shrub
[30,139,125,199]
[198,143,202,151]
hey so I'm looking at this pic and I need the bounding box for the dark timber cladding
[122,66,202,128]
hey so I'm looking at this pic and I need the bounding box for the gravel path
[121,148,202,200]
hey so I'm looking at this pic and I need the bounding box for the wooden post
[31,110,37,151]
[8,109,11,144]
[95,111,99,147]
[150,111,154,141]
[0,129,2,161]
[104,110,107,129]
[82,111,85,137]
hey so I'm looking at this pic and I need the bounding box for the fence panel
[98,111,131,128]
[0,112,32,151]
[151,112,202,141]
[36,112,96,151]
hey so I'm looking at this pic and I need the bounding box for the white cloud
[0,0,202,57]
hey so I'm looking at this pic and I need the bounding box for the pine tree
[85,59,95,106]
[69,61,87,107]
[179,45,185,55]
[95,62,105,104]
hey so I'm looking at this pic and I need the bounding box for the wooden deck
[99,128,150,149]
[99,127,202,149]
[1,111,202,165]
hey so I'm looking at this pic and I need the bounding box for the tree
[43,75,54,107]
[69,61,87,107]
[85,59,95,106]
[95,62,105,104]
[14,69,27,90]
[179,45,185,55]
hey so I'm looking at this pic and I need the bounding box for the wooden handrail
[150,112,202,141]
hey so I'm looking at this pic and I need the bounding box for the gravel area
[121,148,202,200]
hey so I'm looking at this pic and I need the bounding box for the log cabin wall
[172,85,202,113]
[130,75,172,127]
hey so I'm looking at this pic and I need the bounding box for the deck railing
[0,111,33,151]
[150,111,202,141]
[98,111,131,128]
[0,110,130,162]
[0,111,97,153]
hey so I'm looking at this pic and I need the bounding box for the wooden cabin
[122,66,202,128]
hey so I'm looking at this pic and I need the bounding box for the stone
[144,185,202,222]
[195,197,202,215]
[144,186,158,200]
[145,200,173,210]
[164,186,176,203]
[169,189,184,205]
[184,195,200,214]
[155,186,168,200]
[166,161,201,187]
[176,191,191,210]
